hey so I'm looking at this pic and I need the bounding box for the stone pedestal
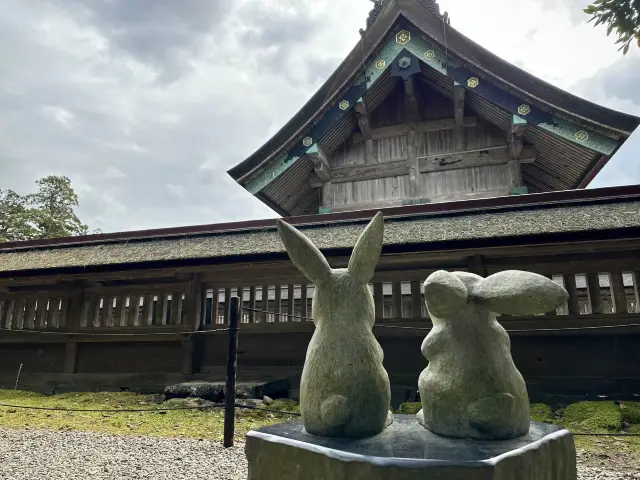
[245,415,576,480]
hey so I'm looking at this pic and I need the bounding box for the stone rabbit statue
[276,212,392,438]
[417,270,568,440]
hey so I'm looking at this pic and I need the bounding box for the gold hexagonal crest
[575,130,589,142]
[467,77,480,89]
[302,136,313,148]
[375,59,386,69]
[339,100,350,111]
[517,104,531,116]
[396,30,411,45]
[424,50,435,60]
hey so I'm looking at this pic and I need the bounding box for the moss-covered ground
[0,389,298,442]
[0,389,637,455]
[396,400,640,453]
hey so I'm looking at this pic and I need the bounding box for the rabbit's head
[423,270,568,321]
[277,212,384,327]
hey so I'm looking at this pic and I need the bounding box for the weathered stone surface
[245,416,577,480]
[163,379,290,402]
[418,270,568,440]
[164,381,224,402]
[276,212,392,438]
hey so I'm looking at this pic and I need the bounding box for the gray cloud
[1,0,637,236]
[570,56,640,189]
[55,0,235,83]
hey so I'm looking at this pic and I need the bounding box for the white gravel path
[0,428,247,480]
[0,428,637,480]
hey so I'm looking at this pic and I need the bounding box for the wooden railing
[0,264,639,333]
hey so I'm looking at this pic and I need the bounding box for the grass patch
[530,403,557,424]
[0,389,296,441]
[0,390,638,455]
[397,402,422,415]
[621,402,640,426]
[561,401,622,433]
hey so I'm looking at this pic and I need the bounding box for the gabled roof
[1,185,640,276]
[228,0,640,216]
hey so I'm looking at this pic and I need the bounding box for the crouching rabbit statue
[417,270,568,440]
[276,212,393,438]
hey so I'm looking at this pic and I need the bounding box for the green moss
[530,403,556,424]
[561,401,622,433]
[397,402,422,415]
[0,389,291,441]
[621,402,640,426]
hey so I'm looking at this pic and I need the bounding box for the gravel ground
[0,428,637,479]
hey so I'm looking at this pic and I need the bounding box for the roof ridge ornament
[360,0,449,36]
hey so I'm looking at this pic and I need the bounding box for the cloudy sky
[1,0,639,234]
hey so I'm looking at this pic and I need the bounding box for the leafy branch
[584,0,640,55]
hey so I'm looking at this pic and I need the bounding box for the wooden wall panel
[0,344,65,375]
[75,342,182,374]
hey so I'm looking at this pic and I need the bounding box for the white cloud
[0,0,638,235]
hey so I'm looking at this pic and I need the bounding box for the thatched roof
[1,199,639,274]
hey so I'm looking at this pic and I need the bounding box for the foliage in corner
[0,175,90,242]
[584,0,640,55]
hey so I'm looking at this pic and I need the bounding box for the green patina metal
[244,26,620,195]
[510,186,530,195]
[513,114,528,125]
[318,206,333,214]
[245,152,300,194]
[538,117,616,156]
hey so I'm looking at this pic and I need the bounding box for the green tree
[584,0,640,55]
[0,189,37,242]
[0,175,89,242]
[26,176,89,239]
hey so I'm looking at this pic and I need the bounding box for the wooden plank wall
[327,85,522,210]
[0,243,639,398]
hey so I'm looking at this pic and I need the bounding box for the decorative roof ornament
[360,0,449,36]
[360,0,384,36]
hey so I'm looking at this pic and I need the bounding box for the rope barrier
[2,402,639,436]
[0,308,638,335]
[0,328,231,336]
[239,307,640,333]
[0,402,301,416]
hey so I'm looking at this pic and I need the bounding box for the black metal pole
[223,296,240,448]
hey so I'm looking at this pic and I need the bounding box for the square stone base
[245,415,577,480]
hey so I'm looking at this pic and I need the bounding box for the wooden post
[563,274,580,315]
[410,280,422,318]
[181,333,196,375]
[64,286,84,374]
[609,271,628,314]
[184,275,204,331]
[392,282,402,320]
[468,255,488,277]
[300,284,308,320]
[374,283,383,321]
[586,273,603,314]
[224,296,240,448]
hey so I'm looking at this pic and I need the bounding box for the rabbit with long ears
[417,270,568,440]
[276,212,393,438]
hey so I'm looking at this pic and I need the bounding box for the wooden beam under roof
[308,146,331,183]
[508,115,527,160]
[355,100,377,164]
[330,145,536,183]
[353,117,477,143]
[453,84,466,127]
[404,76,421,124]
[354,101,372,139]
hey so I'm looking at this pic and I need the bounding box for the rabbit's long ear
[471,270,568,316]
[348,211,384,283]
[277,219,331,284]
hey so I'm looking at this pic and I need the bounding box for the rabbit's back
[300,326,390,437]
